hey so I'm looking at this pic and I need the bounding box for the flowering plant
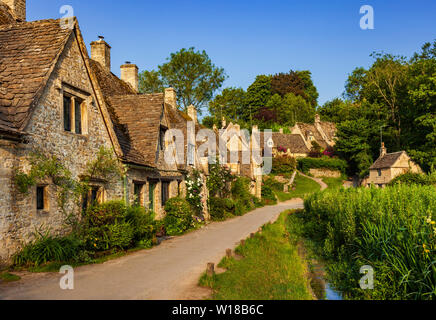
[186,169,204,215]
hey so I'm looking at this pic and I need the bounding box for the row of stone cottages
[0,1,262,263]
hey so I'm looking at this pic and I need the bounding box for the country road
[0,199,304,300]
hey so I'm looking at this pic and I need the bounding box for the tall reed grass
[303,185,436,300]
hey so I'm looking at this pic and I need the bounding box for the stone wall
[309,168,342,178]
[0,34,123,264]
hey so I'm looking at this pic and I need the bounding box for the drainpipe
[123,174,129,205]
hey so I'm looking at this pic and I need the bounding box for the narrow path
[298,172,328,191]
[0,199,304,300]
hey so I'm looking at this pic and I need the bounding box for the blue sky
[29,0,435,109]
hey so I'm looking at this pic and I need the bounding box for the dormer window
[63,91,88,135]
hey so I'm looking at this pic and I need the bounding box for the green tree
[245,75,272,122]
[208,87,247,124]
[139,47,227,114]
[138,70,164,94]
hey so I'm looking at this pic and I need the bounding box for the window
[378,169,382,177]
[161,181,170,207]
[63,94,86,134]
[159,126,168,151]
[36,186,48,211]
[134,183,144,206]
[82,186,103,211]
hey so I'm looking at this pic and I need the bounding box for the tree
[271,71,306,98]
[296,70,319,107]
[208,87,246,124]
[282,92,315,124]
[138,70,164,94]
[245,75,272,122]
[138,47,227,113]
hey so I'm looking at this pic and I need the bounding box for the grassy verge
[199,211,313,300]
[321,177,344,189]
[0,272,21,282]
[275,174,321,202]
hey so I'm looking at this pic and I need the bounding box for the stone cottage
[364,143,423,188]
[0,2,126,263]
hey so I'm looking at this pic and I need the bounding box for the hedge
[298,157,347,174]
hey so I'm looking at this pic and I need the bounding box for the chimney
[315,114,321,124]
[120,62,138,92]
[90,36,111,71]
[380,142,387,157]
[222,117,227,129]
[279,128,284,134]
[4,0,26,21]
[164,88,177,109]
[187,105,197,123]
[252,125,259,132]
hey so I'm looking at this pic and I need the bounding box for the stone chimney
[4,0,26,21]
[315,114,321,124]
[252,125,259,132]
[90,36,111,71]
[380,142,387,157]
[187,105,197,123]
[120,62,138,92]
[164,88,177,109]
[222,117,227,129]
[279,128,284,134]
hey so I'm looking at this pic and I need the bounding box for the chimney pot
[380,142,387,157]
[120,63,139,93]
[188,105,198,123]
[90,37,111,71]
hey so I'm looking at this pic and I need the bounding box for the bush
[106,222,134,249]
[303,185,436,300]
[261,184,277,205]
[126,206,156,244]
[164,197,193,236]
[208,197,235,220]
[231,177,256,215]
[13,232,82,267]
[272,156,297,174]
[82,200,127,227]
[388,172,436,186]
[298,156,347,174]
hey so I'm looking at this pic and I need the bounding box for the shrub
[261,184,277,205]
[207,160,234,198]
[272,156,297,174]
[106,222,134,249]
[231,177,255,215]
[208,197,235,220]
[82,200,127,227]
[126,206,156,244]
[298,156,347,174]
[164,197,193,236]
[388,172,436,186]
[303,185,436,300]
[13,231,82,267]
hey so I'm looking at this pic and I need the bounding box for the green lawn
[199,211,313,300]
[275,173,321,201]
[322,177,344,189]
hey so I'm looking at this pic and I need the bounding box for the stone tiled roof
[0,19,72,132]
[0,2,15,25]
[296,122,328,148]
[108,94,164,167]
[272,133,310,153]
[319,121,337,141]
[89,59,150,166]
[370,151,405,170]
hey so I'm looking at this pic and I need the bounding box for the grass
[321,177,344,189]
[0,272,21,282]
[274,173,321,201]
[199,211,313,300]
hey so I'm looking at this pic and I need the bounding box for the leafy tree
[245,75,272,121]
[138,70,164,94]
[208,87,247,124]
[282,92,315,124]
[138,47,227,113]
[271,71,306,98]
[296,70,319,107]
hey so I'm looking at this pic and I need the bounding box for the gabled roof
[296,122,328,148]
[272,133,310,154]
[370,151,406,170]
[89,59,149,166]
[107,94,165,167]
[0,19,73,132]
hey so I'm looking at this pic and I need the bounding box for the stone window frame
[61,83,90,136]
[81,181,106,211]
[132,180,146,207]
[36,184,50,213]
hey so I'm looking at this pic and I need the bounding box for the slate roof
[370,151,406,170]
[296,122,328,149]
[272,133,310,154]
[89,59,150,166]
[107,94,164,167]
[0,19,72,132]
